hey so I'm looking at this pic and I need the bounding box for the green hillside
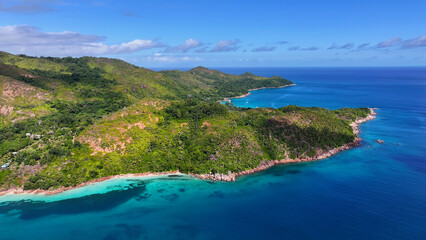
[0,52,370,191]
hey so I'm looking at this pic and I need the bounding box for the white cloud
[0,25,164,56]
[107,39,163,54]
[0,0,65,13]
[145,53,201,62]
[403,35,426,48]
[328,43,354,50]
[372,35,426,49]
[288,46,319,51]
[165,38,203,53]
[210,39,241,52]
[275,41,288,45]
[357,43,369,49]
[376,37,402,48]
[301,46,319,51]
[252,46,276,52]
[288,46,300,51]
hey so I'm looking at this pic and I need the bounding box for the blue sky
[0,0,425,67]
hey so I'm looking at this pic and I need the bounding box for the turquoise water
[0,67,425,240]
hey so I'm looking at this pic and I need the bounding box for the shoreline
[0,170,181,197]
[220,83,296,103]
[190,108,377,181]
[0,108,377,197]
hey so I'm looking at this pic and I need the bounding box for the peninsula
[0,52,375,194]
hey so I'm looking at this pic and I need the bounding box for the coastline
[191,108,377,181]
[0,170,181,197]
[0,108,376,197]
[220,83,296,103]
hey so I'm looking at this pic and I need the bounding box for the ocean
[0,67,425,240]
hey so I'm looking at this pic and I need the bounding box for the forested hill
[0,52,292,106]
[0,52,370,191]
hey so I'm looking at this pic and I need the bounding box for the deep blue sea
[1,67,425,240]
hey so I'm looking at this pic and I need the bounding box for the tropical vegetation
[0,52,370,190]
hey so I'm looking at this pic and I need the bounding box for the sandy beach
[0,170,181,197]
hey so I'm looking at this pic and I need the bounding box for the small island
[0,52,375,195]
